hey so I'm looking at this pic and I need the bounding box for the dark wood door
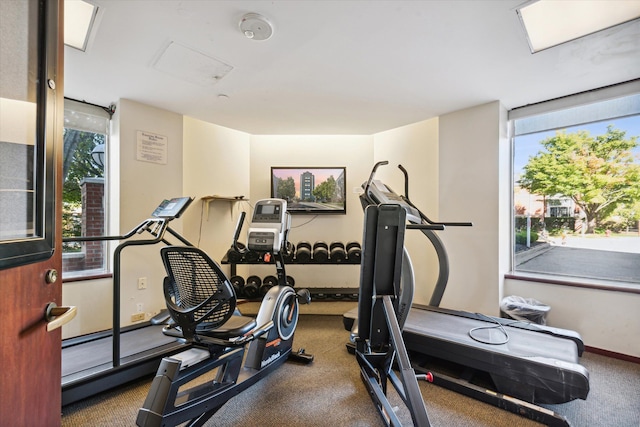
[0,0,64,425]
[0,245,63,425]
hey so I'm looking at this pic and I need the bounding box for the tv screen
[271,167,347,214]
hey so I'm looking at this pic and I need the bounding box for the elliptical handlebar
[396,163,473,228]
[363,160,389,197]
[398,164,410,200]
[232,211,248,253]
[401,193,473,228]
[407,224,445,231]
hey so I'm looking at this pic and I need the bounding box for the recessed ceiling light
[516,0,640,53]
[64,0,99,51]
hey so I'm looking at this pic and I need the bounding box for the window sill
[505,271,640,294]
[62,271,112,283]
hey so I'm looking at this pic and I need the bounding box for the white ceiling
[64,1,640,135]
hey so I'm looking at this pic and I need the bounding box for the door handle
[44,302,77,332]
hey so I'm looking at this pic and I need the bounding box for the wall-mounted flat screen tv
[271,167,347,214]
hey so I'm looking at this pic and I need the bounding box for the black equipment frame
[347,162,590,426]
[136,200,312,427]
[356,203,442,427]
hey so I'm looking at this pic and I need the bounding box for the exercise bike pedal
[289,348,314,364]
[296,289,312,305]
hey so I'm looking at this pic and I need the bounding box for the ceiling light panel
[517,0,640,53]
[64,0,98,51]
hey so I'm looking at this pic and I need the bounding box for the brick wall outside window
[63,178,105,272]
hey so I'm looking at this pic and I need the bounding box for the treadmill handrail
[62,218,162,243]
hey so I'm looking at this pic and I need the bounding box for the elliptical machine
[355,193,445,426]
[136,198,312,427]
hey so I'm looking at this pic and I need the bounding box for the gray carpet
[61,313,640,427]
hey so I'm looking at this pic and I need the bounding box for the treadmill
[61,197,194,405]
[344,162,589,426]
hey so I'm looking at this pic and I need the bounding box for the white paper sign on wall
[136,130,167,164]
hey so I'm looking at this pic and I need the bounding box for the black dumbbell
[226,242,246,263]
[286,275,295,287]
[229,275,245,297]
[296,241,312,263]
[314,292,328,300]
[245,250,260,263]
[329,241,346,263]
[313,241,329,263]
[346,241,361,262]
[261,275,278,296]
[244,275,261,299]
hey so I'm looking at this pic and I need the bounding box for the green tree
[275,176,296,200]
[62,129,104,244]
[611,200,640,231]
[519,126,640,233]
[313,176,336,202]
[63,129,104,203]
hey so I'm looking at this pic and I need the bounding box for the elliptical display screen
[253,203,282,222]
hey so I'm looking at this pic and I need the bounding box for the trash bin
[500,295,550,325]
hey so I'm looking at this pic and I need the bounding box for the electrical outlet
[138,277,147,290]
[131,313,145,322]
[136,303,143,312]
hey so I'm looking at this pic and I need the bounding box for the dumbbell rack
[221,241,361,301]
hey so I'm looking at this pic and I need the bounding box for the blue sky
[514,114,640,176]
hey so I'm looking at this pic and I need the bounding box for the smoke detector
[239,13,273,41]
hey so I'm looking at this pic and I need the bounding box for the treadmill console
[247,199,289,253]
[151,197,193,219]
[364,180,421,223]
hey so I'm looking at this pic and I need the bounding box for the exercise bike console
[247,198,289,253]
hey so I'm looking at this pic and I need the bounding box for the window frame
[61,98,112,279]
[508,80,640,291]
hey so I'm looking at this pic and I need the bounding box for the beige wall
[504,279,640,357]
[373,118,440,304]
[62,99,640,358]
[180,116,251,266]
[63,99,185,337]
[438,101,510,316]
[247,135,373,288]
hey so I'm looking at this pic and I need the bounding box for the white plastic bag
[500,295,550,325]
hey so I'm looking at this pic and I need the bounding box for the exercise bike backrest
[161,245,245,344]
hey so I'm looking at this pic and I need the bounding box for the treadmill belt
[405,308,579,362]
[403,307,589,403]
[62,325,180,379]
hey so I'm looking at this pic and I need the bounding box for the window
[510,82,640,285]
[62,98,111,277]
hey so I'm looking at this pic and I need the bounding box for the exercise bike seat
[197,315,256,339]
[160,246,253,344]
[163,315,257,342]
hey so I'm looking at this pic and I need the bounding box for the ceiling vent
[153,41,233,86]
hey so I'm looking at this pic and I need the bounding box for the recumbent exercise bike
[136,198,312,427]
